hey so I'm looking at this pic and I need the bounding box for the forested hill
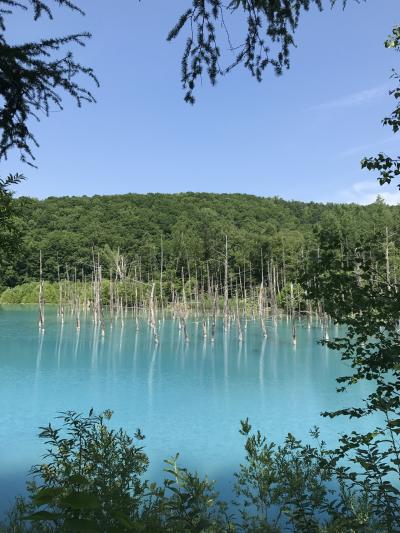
[2,192,398,289]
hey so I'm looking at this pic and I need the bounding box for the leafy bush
[0,410,395,532]
[0,282,58,304]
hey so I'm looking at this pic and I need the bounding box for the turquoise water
[0,306,375,515]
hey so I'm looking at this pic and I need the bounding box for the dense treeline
[1,192,399,298]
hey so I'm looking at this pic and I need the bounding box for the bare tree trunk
[236,290,243,342]
[149,282,159,344]
[258,282,267,337]
[211,284,218,343]
[181,268,188,319]
[224,235,229,330]
[57,262,64,323]
[38,250,45,330]
[74,268,80,330]
[201,289,207,338]
[160,236,164,319]
[180,312,189,343]
[98,260,105,337]
[290,282,296,344]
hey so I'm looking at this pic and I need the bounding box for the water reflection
[74,328,80,361]
[237,339,242,370]
[148,344,158,412]
[56,322,64,368]
[91,323,99,369]
[259,337,266,393]
[36,330,44,371]
[0,307,379,518]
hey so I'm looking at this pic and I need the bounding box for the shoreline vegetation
[3,193,399,295]
[0,409,391,533]
[2,192,398,342]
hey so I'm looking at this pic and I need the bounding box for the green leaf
[64,517,100,532]
[23,510,62,521]
[111,510,135,528]
[60,492,101,510]
[69,473,89,486]
[32,487,64,505]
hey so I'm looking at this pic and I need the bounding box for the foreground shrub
[0,411,396,532]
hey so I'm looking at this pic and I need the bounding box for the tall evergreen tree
[0,0,98,168]
[168,0,361,103]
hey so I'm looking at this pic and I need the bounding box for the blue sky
[5,0,400,203]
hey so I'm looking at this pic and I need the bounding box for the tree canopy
[1,192,398,293]
[0,0,97,167]
[168,0,359,103]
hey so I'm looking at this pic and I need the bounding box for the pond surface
[0,306,375,515]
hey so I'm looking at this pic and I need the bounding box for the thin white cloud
[311,83,390,111]
[340,179,400,205]
[336,135,399,160]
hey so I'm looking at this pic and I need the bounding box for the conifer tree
[0,0,98,169]
[168,0,357,103]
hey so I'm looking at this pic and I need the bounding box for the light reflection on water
[0,306,375,514]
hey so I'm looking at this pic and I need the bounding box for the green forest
[1,192,398,303]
